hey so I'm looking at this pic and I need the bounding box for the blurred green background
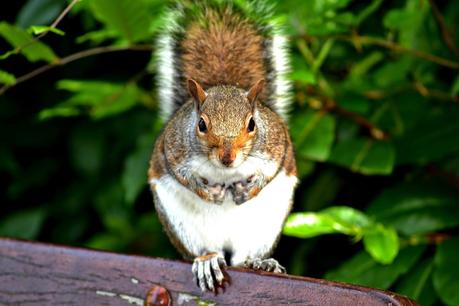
[1,0,458,305]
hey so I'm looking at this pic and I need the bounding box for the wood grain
[0,238,419,306]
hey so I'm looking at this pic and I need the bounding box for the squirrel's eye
[198,117,207,133]
[247,117,255,133]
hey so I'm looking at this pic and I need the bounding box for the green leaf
[326,246,425,289]
[70,128,105,177]
[0,209,45,239]
[396,258,437,306]
[28,25,65,36]
[372,57,412,89]
[433,237,459,306]
[38,106,81,120]
[85,232,128,251]
[0,69,16,85]
[396,112,459,165]
[291,110,335,161]
[296,158,315,180]
[337,93,370,114]
[16,0,64,28]
[76,29,119,44]
[363,224,399,264]
[0,21,57,62]
[367,183,459,235]
[42,80,145,119]
[122,132,155,205]
[329,138,395,175]
[383,9,415,30]
[383,3,428,48]
[283,206,370,238]
[89,0,153,43]
[300,169,340,211]
[355,0,383,25]
[284,212,348,238]
[349,52,384,78]
[452,75,459,96]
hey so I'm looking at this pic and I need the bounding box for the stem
[300,34,459,69]
[1,0,81,60]
[0,45,153,95]
[428,0,459,59]
[321,98,389,140]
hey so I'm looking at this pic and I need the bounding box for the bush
[1,1,458,305]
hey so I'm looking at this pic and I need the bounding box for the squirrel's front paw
[196,178,226,204]
[231,175,263,205]
[192,253,227,292]
[244,257,286,274]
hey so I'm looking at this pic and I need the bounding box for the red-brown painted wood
[0,238,418,306]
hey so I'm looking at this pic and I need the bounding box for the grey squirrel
[148,0,297,292]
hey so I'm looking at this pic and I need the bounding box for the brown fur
[181,9,267,99]
[148,133,167,182]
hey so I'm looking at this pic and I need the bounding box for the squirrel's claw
[231,175,263,205]
[192,253,227,292]
[244,257,286,274]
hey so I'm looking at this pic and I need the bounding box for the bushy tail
[155,0,292,121]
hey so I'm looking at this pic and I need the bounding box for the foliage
[1,0,458,304]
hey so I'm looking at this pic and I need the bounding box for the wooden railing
[0,238,419,305]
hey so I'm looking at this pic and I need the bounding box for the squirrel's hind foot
[244,257,286,274]
[192,253,228,292]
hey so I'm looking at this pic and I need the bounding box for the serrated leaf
[0,70,16,85]
[0,209,45,239]
[0,21,57,62]
[329,138,395,175]
[367,183,459,235]
[326,246,425,289]
[89,0,153,43]
[291,110,335,161]
[433,237,459,306]
[363,224,399,264]
[28,25,65,36]
[396,258,437,306]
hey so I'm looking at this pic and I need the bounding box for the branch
[428,0,459,59]
[322,98,389,140]
[0,238,419,306]
[0,45,153,95]
[299,34,459,69]
[303,92,389,140]
[3,0,81,59]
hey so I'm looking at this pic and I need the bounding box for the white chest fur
[150,169,297,266]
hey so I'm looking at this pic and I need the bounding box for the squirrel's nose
[219,148,236,167]
[221,155,234,167]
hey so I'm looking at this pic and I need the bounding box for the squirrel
[148,0,297,292]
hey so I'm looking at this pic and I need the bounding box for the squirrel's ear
[247,79,264,105]
[187,79,207,108]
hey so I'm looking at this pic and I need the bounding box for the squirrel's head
[188,79,264,168]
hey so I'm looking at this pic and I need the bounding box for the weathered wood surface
[0,238,418,306]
